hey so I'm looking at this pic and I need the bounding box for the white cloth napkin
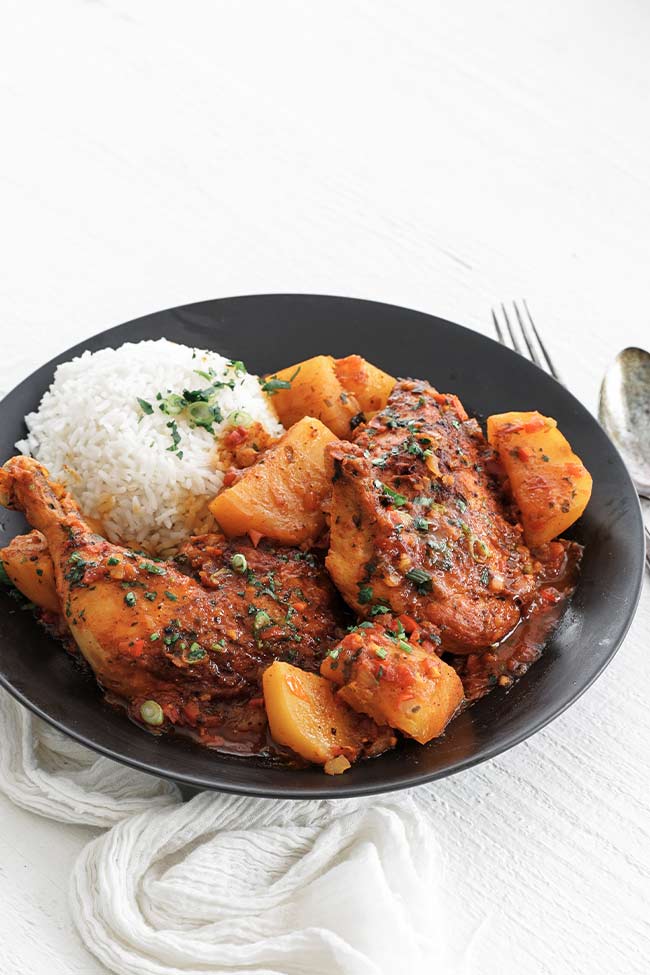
[0,688,452,975]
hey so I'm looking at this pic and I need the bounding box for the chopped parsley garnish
[144,591,157,601]
[150,632,160,641]
[358,585,373,604]
[414,517,429,533]
[164,590,178,601]
[405,568,433,593]
[375,481,408,507]
[107,556,120,566]
[369,604,390,616]
[124,591,137,607]
[187,643,206,662]
[140,562,166,575]
[137,397,154,415]
[166,420,182,454]
[261,366,300,395]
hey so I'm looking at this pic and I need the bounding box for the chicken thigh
[0,456,345,745]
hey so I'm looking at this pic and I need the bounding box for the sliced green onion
[230,553,248,573]
[226,409,253,428]
[188,401,216,425]
[160,393,185,415]
[140,700,164,726]
[254,610,272,630]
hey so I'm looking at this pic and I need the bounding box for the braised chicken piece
[0,457,347,747]
[326,380,537,652]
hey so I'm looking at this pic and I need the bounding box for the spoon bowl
[599,347,650,499]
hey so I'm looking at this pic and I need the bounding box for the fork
[491,300,562,385]
[491,300,650,569]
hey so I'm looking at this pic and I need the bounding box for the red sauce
[450,540,582,701]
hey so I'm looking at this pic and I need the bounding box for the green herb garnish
[137,397,154,415]
[405,568,433,593]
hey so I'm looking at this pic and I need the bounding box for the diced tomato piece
[398,614,420,637]
[342,631,364,651]
[124,638,144,658]
[225,426,248,448]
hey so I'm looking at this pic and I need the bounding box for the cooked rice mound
[16,339,283,555]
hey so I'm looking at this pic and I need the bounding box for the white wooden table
[1,1,649,972]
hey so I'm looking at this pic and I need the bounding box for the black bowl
[0,295,644,798]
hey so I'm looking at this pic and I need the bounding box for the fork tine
[500,302,522,354]
[491,309,505,345]
[522,299,561,382]
[513,301,542,368]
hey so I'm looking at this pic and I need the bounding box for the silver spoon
[599,346,650,570]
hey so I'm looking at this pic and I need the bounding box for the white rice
[17,338,284,555]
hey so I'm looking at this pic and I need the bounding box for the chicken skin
[0,456,346,748]
[326,380,537,652]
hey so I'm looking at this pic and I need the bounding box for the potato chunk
[0,530,59,613]
[266,355,360,438]
[209,417,337,546]
[263,661,375,768]
[334,355,395,414]
[487,411,592,547]
[321,618,464,744]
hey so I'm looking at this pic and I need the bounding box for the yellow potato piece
[266,355,360,438]
[263,661,368,766]
[0,530,59,613]
[487,411,592,547]
[334,355,395,414]
[210,417,337,546]
[321,623,463,744]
